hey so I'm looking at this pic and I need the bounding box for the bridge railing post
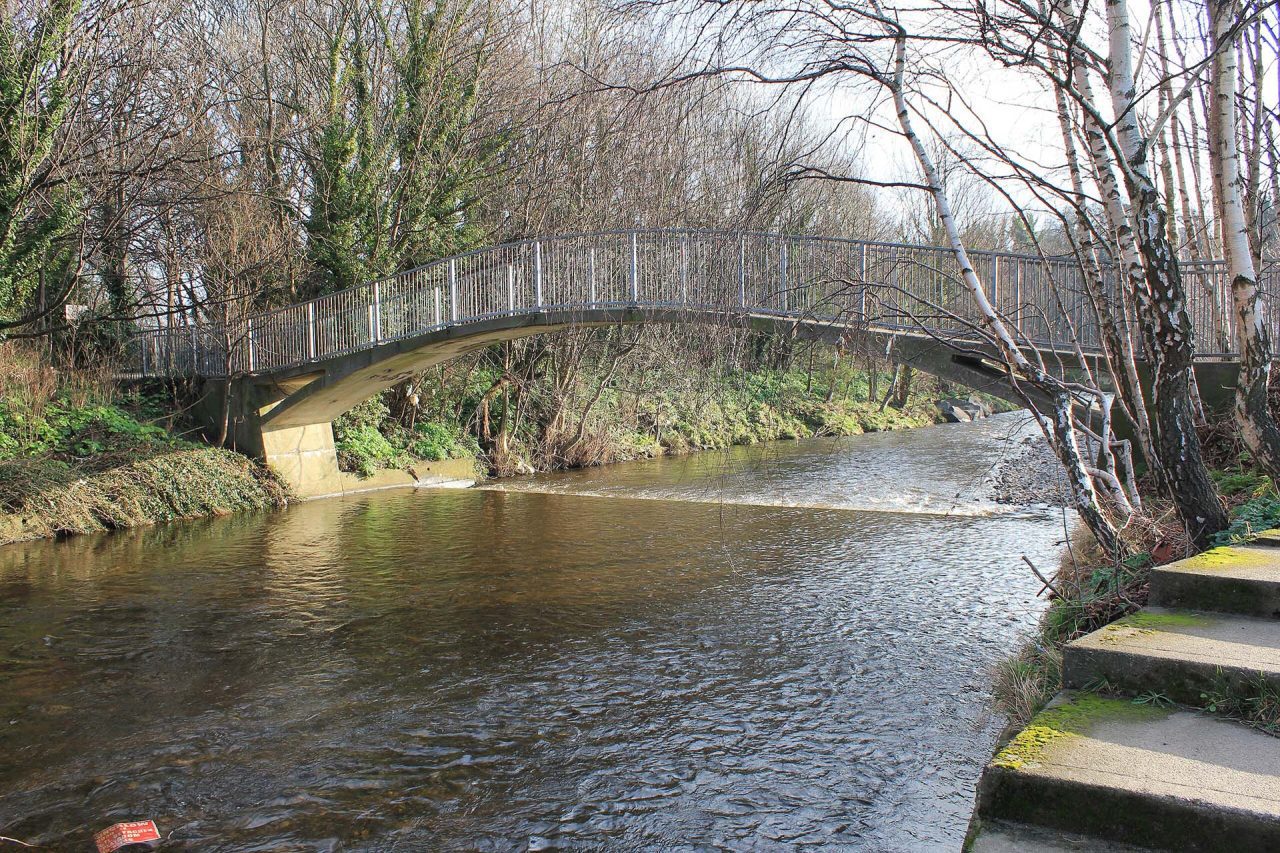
[246,318,257,373]
[780,239,789,313]
[738,235,747,309]
[534,241,543,308]
[630,232,639,303]
[680,234,689,304]
[859,242,869,325]
[449,259,459,321]
[370,280,382,344]
[990,254,1000,317]
[588,247,597,304]
[307,302,317,360]
[507,264,516,313]
[434,285,441,327]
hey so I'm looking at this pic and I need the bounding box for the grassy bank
[333,330,966,480]
[0,347,287,547]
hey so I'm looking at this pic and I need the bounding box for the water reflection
[0,415,1062,850]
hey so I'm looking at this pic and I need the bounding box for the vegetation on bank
[0,346,287,546]
[331,328,961,480]
[0,329,982,545]
[993,431,1280,740]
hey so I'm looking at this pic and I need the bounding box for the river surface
[0,413,1066,851]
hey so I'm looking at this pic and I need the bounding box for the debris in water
[94,821,160,853]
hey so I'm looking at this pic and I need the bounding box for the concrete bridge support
[191,377,474,499]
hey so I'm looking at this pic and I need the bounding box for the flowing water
[0,412,1066,851]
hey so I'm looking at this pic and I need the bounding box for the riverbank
[330,336,963,481]
[988,446,1280,737]
[968,533,1280,851]
[971,423,1280,848]
[986,428,1073,508]
[0,336,976,547]
[0,348,288,546]
[0,447,289,545]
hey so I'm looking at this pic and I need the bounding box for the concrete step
[967,818,1154,852]
[976,692,1280,851]
[1252,528,1280,547]
[1148,544,1280,619]
[1063,607,1280,705]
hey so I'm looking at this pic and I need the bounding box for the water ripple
[0,415,1062,850]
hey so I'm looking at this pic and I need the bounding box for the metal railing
[123,228,1271,378]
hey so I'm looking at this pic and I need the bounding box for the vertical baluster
[534,241,544,308]
[860,243,869,325]
[630,232,639,303]
[780,240,789,313]
[246,318,257,372]
[681,235,689,304]
[589,247,597,304]
[449,259,459,321]
[307,302,317,360]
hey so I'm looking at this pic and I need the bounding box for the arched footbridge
[125,229,1267,497]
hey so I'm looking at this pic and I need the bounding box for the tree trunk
[889,33,1123,555]
[1208,0,1280,477]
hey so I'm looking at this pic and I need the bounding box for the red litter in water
[94,820,161,853]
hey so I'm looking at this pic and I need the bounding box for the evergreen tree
[304,0,495,297]
[386,0,491,268]
[0,0,82,325]
[304,19,391,295]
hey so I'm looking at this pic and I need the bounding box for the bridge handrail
[121,228,1272,378]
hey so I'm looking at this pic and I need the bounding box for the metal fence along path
[125,229,1268,378]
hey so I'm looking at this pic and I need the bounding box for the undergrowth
[332,339,958,479]
[0,343,287,545]
[1201,671,1280,735]
[0,449,288,543]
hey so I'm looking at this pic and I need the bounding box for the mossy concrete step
[1149,544,1280,619]
[1252,529,1280,547]
[1063,608,1280,705]
[967,818,1153,852]
[975,692,1280,851]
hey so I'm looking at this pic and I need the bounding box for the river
[0,412,1066,851]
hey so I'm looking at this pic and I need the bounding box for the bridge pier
[190,377,346,497]
[258,420,348,499]
[192,377,473,500]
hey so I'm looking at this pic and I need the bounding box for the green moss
[1174,545,1278,573]
[992,694,1168,770]
[1109,611,1213,631]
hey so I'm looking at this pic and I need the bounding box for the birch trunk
[1049,47,1157,471]
[1208,0,1280,476]
[889,35,1123,555]
[1095,0,1226,544]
